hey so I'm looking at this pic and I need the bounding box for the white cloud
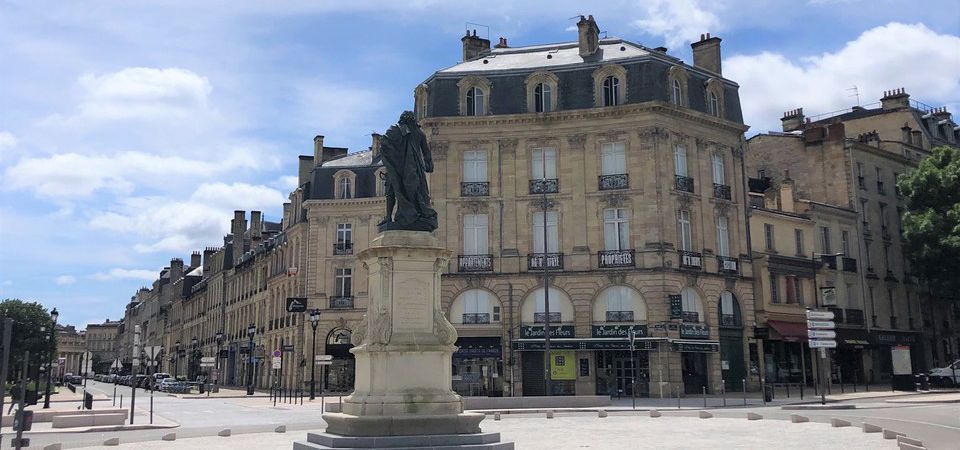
[726,22,960,134]
[55,275,76,285]
[90,268,158,281]
[77,67,212,121]
[1,280,11,286]
[631,0,721,48]
[273,175,300,191]
[0,131,16,163]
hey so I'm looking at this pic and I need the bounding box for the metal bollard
[786,383,790,398]
[742,379,747,406]
[721,380,726,407]
[677,386,681,410]
[800,382,804,400]
[119,394,123,408]
[702,386,707,408]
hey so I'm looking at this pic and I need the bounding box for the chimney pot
[691,32,722,74]
[461,28,490,61]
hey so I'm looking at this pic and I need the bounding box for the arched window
[680,287,703,323]
[719,291,741,327]
[338,176,352,199]
[672,79,683,106]
[709,92,720,117]
[450,289,501,324]
[327,328,352,345]
[602,76,620,107]
[535,82,552,112]
[522,287,574,324]
[593,286,647,323]
[466,86,485,116]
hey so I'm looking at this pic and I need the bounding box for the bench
[51,413,126,428]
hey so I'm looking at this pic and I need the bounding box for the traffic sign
[315,360,333,365]
[286,297,307,313]
[808,329,836,339]
[805,310,835,320]
[809,340,837,349]
[806,320,835,329]
[315,355,333,361]
[271,356,282,369]
[200,362,215,368]
[282,344,294,352]
[273,349,282,358]
[200,357,216,363]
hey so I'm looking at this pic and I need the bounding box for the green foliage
[0,299,58,382]
[897,146,960,298]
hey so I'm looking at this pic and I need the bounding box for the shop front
[324,328,354,392]
[677,322,718,394]
[592,324,652,397]
[834,328,870,384]
[452,336,503,397]
[763,320,811,385]
[871,330,923,384]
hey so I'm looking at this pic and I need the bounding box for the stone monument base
[293,431,513,450]
[323,412,484,437]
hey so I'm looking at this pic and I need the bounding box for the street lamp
[246,323,257,395]
[215,331,224,389]
[174,340,181,380]
[310,309,321,400]
[191,337,198,380]
[43,307,58,409]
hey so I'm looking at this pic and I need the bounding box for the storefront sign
[874,332,918,345]
[891,345,912,375]
[671,341,720,353]
[512,339,659,351]
[680,323,710,339]
[669,295,683,319]
[520,325,575,339]
[454,345,502,359]
[550,350,576,381]
[592,324,648,338]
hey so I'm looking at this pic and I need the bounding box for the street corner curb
[863,423,882,433]
[898,444,925,450]
[698,411,713,419]
[746,412,762,420]
[597,410,607,418]
[43,444,63,450]
[830,418,851,427]
[897,435,924,447]
[162,433,176,441]
[218,428,232,437]
[104,437,120,446]
[494,412,501,421]
[790,414,809,423]
[650,410,662,418]
[275,425,287,433]
[545,411,554,419]
[883,429,905,440]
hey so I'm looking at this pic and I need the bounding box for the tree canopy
[1,299,59,382]
[898,145,960,299]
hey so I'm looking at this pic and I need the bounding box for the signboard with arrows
[806,310,837,349]
[286,297,307,313]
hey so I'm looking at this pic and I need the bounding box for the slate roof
[321,149,381,168]
[439,38,652,74]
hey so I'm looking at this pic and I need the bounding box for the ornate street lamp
[191,337,198,380]
[43,307,58,409]
[246,323,257,395]
[215,331,224,389]
[309,309,321,400]
[174,340,181,380]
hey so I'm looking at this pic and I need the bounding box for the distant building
[85,319,121,374]
[55,325,86,379]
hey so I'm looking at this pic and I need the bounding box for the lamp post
[191,337,198,380]
[812,252,845,406]
[43,307,58,408]
[538,170,554,397]
[174,341,181,380]
[246,323,256,395]
[215,331,224,389]
[310,309,321,400]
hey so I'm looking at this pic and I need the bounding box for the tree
[1,299,58,383]
[898,145,960,299]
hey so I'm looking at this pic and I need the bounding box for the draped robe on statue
[378,118,438,232]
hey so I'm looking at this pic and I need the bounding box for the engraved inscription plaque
[393,277,432,333]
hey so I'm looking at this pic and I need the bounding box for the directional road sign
[808,329,836,339]
[315,360,333,366]
[805,310,835,320]
[200,357,216,364]
[272,357,282,369]
[315,355,333,361]
[809,340,837,349]
[806,320,835,329]
[286,297,308,313]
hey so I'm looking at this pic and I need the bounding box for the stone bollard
[863,423,882,433]
[218,429,232,437]
[162,433,176,441]
[698,411,713,419]
[546,411,554,419]
[897,436,924,447]
[830,418,851,428]
[598,410,608,418]
[275,426,286,433]
[650,410,662,418]
[746,412,762,421]
[103,437,120,446]
[494,412,501,421]
[790,414,809,423]
[43,444,63,450]
[883,429,905,440]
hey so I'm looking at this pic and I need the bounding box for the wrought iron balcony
[679,250,703,270]
[529,178,559,194]
[329,296,354,309]
[598,249,634,268]
[462,313,491,324]
[682,311,700,323]
[717,256,738,274]
[675,175,695,193]
[842,257,857,272]
[533,312,561,323]
[713,183,731,200]
[460,181,490,197]
[333,241,353,255]
[822,255,838,270]
[458,254,493,272]
[598,173,629,191]
[605,310,634,322]
[528,252,563,270]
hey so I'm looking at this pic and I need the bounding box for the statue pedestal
[295,231,512,449]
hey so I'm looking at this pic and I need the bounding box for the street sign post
[315,355,333,362]
[808,340,838,349]
[806,320,835,329]
[805,309,836,406]
[805,310,835,320]
[315,360,333,366]
[807,330,836,339]
[200,357,216,364]
[272,357,282,370]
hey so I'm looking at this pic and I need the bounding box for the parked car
[158,378,179,392]
[153,372,171,382]
[929,360,960,386]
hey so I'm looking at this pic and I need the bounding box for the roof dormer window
[466,86,485,116]
[592,64,627,108]
[602,76,620,107]
[458,75,492,116]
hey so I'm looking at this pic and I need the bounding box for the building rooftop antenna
[847,85,860,106]
[465,22,490,40]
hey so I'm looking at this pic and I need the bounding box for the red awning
[767,320,808,342]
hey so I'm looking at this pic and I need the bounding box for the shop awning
[767,320,808,342]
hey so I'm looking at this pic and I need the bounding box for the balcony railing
[598,173,629,191]
[713,183,731,200]
[529,178,559,194]
[822,255,838,270]
[675,175,695,193]
[605,310,635,322]
[682,311,700,323]
[329,296,354,309]
[461,181,490,197]
[717,256,738,274]
[720,314,738,327]
[598,249,634,268]
[843,309,865,326]
[528,253,563,270]
[842,257,857,272]
[679,250,703,270]
[458,254,493,272]
[333,241,353,255]
[533,312,561,324]
[462,313,491,324]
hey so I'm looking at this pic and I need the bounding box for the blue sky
[1,0,958,328]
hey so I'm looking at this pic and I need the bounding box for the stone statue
[377,111,439,232]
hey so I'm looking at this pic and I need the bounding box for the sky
[1,0,958,328]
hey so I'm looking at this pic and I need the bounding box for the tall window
[865,240,873,269]
[672,79,683,105]
[674,144,688,177]
[602,75,620,107]
[716,216,730,257]
[711,153,725,185]
[841,230,850,255]
[533,211,559,253]
[531,147,557,179]
[335,268,352,297]
[794,228,804,255]
[336,223,352,244]
[463,150,488,182]
[764,223,774,251]
[463,289,490,315]
[603,208,631,251]
[465,86,485,116]
[463,214,488,255]
[601,142,626,176]
[534,82,552,112]
[338,177,352,199]
[879,204,888,229]
[605,286,633,316]
[678,210,692,251]
[770,273,779,303]
[708,92,720,116]
[680,287,702,322]
[856,162,865,188]
[820,226,831,253]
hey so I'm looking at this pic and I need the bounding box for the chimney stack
[691,32,722,74]
[190,251,201,269]
[251,210,263,242]
[461,29,490,62]
[494,37,509,49]
[779,173,795,213]
[202,247,216,274]
[231,210,246,265]
[371,133,382,160]
[313,135,324,167]
[781,108,805,132]
[881,88,910,111]
[577,15,600,58]
[170,258,184,281]
[298,155,313,187]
